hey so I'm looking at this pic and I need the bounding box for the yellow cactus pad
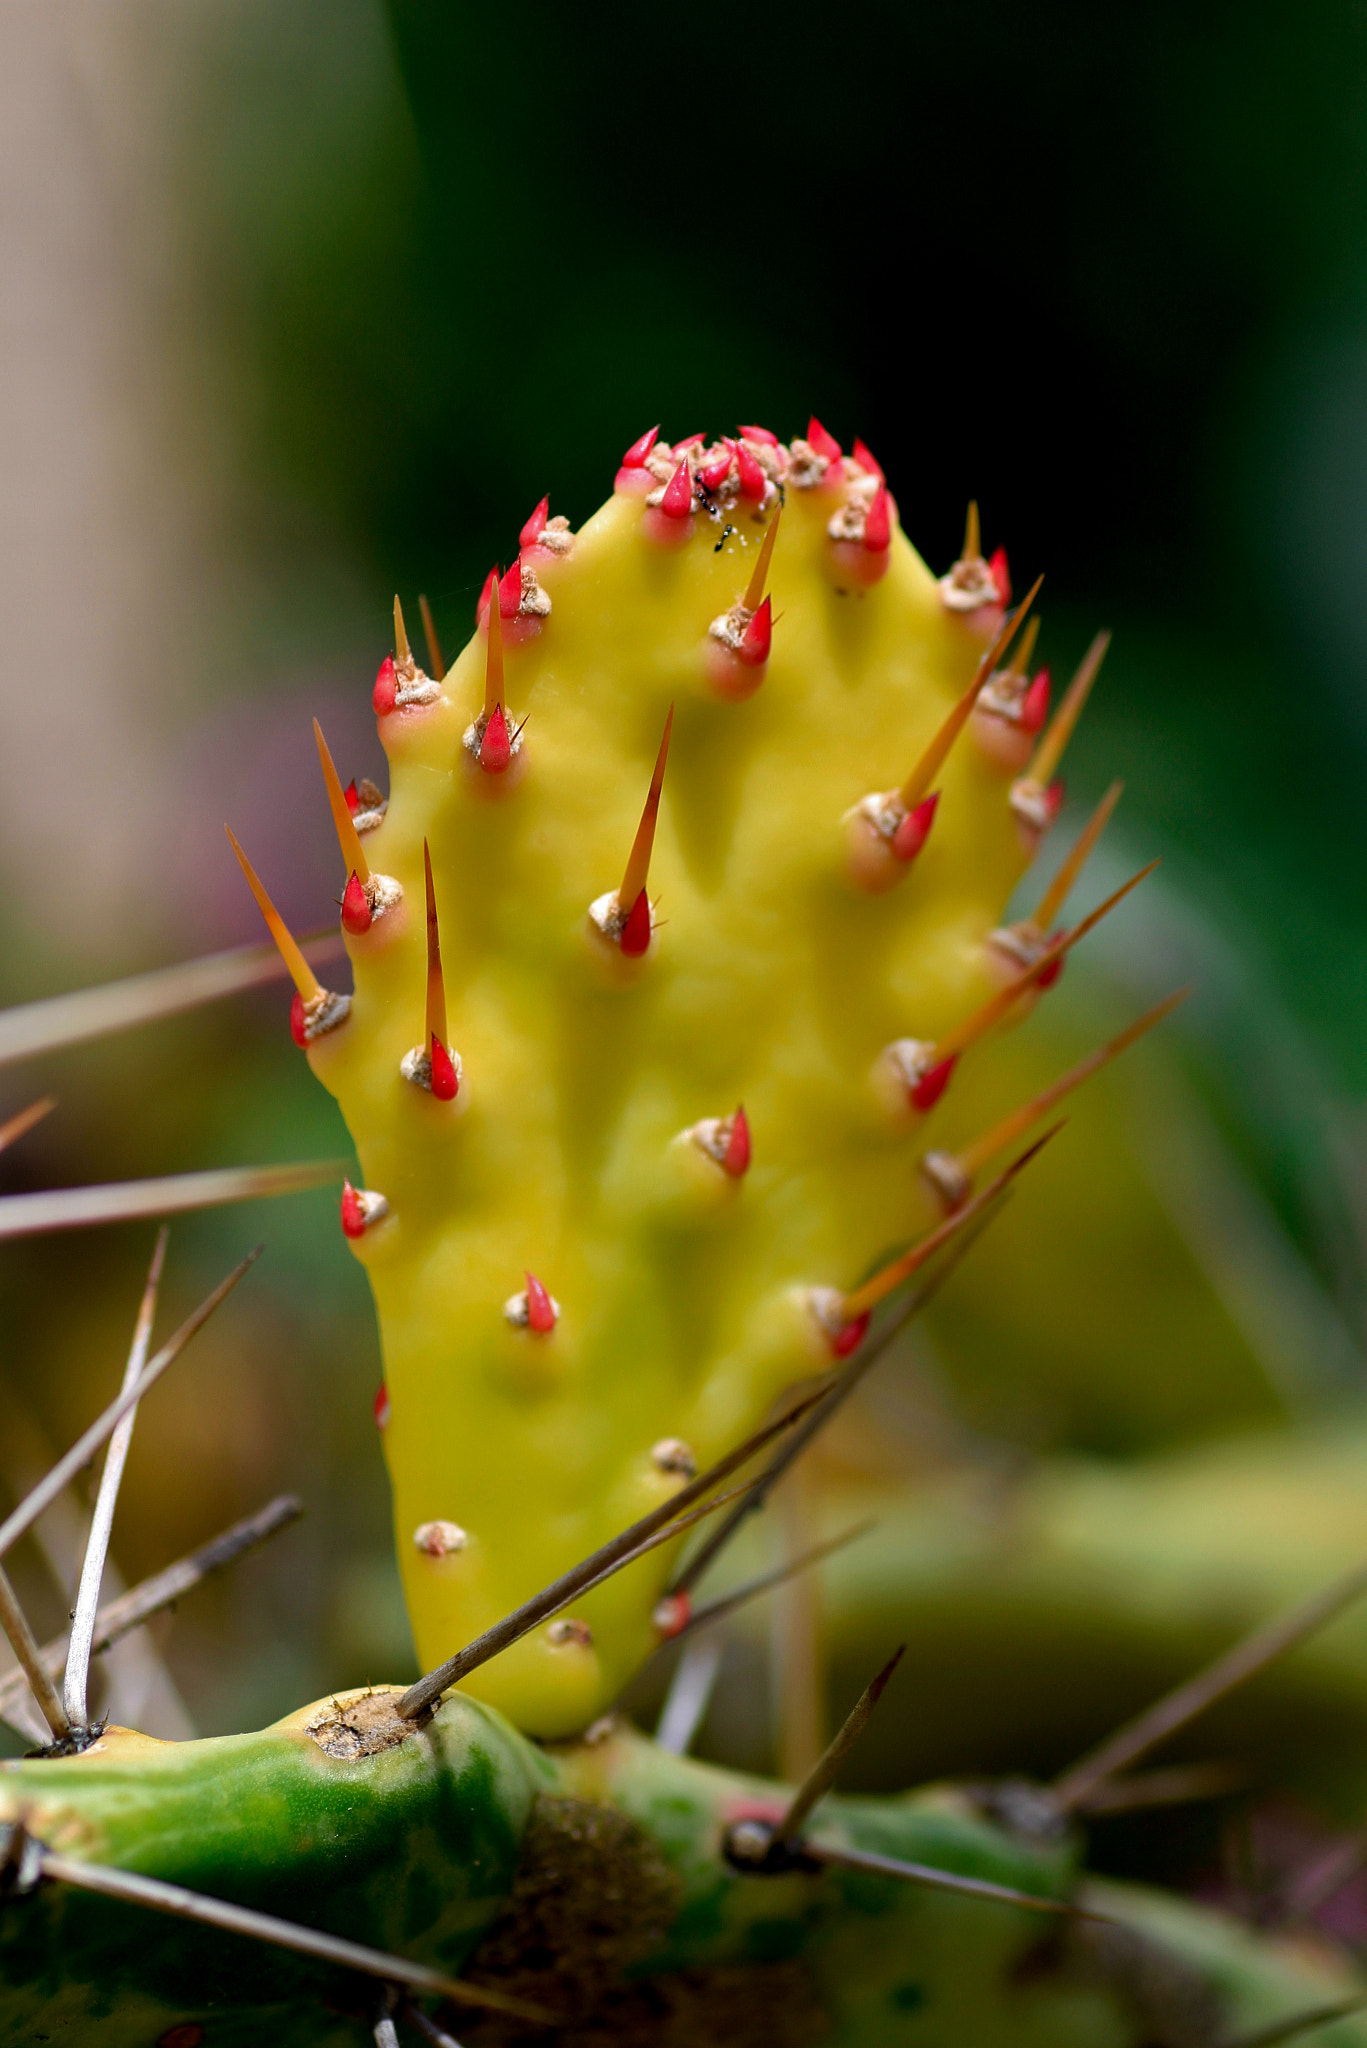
[287,427,1111,1735]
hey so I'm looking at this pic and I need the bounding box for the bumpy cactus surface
[249,424,1129,1735]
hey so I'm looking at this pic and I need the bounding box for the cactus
[230,425,1158,1736]
[6,420,1367,2046]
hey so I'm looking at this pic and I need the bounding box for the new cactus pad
[248,424,1138,1735]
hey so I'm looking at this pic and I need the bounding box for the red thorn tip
[520,495,549,547]
[340,1182,367,1238]
[734,439,766,499]
[1021,670,1051,732]
[739,423,779,446]
[429,1034,459,1100]
[987,545,1011,604]
[1046,779,1065,820]
[343,778,359,813]
[911,1054,958,1113]
[341,871,372,935]
[863,483,891,553]
[373,1384,390,1430]
[480,703,512,774]
[622,426,659,468]
[852,437,884,480]
[525,1272,557,1333]
[831,1311,870,1358]
[673,432,705,452]
[807,415,842,461]
[722,1105,751,1178]
[497,560,521,617]
[654,1591,691,1638]
[739,595,772,667]
[477,567,497,623]
[700,451,732,492]
[1035,939,1065,991]
[373,654,397,715]
[289,991,308,1049]
[660,460,694,520]
[620,888,652,956]
[893,792,939,863]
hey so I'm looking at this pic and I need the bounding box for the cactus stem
[417,593,445,681]
[396,1391,829,1717]
[928,989,1190,1206]
[0,1095,54,1155]
[22,1830,549,2021]
[1030,777,1125,934]
[841,1125,1063,1322]
[63,1226,168,1733]
[0,1247,260,1566]
[775,1644,905,1845]
[1053,1553,1367,1813]
[313,721,372,886]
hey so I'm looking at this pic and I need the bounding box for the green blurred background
[4,0,1367,1771]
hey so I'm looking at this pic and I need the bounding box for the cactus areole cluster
[231,421,1126,1738]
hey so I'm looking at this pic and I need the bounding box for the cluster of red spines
[524,1272,557,1335]
[429,1036,460,1101]
[341,873,371,936]
[1021,670,1051,733]
[477,561,523,627]
[340,1181,368,1239]
[373,655,397,716]
[910,1056,958,1114]
[619,889,653,957]
[289,992,309,1049]
[721,1106,751,1179]
[893,793,939,864]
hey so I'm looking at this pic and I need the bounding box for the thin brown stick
[0,1564,69,1740]
[777,1647,904,1845]
[0,933,346,1069]
[0,1494,302,1727]
[64,1229,168,1731]
[0,1248,261,1564]
[397,1388,831,1719]
[36,1844,552,2022]
[1053,1557,1367,1812]
[0,1162,339,1240]
[1074,1760,1249,1817]
[401,1999,462,2047]
[800,1839,1088,1919]
[0,1097,56,1155]
[674,1521,876,1641]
